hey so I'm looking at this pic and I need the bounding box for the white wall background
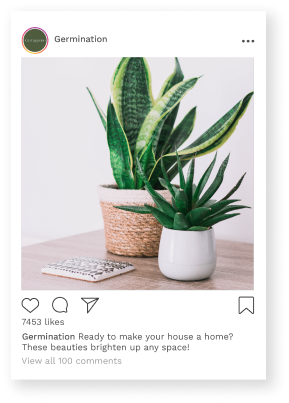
[21,57,253,244]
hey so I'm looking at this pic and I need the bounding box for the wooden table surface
[22,230,254,290]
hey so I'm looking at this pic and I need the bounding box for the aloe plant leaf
[161,158,176,197]
[176,151,186,190]
[208,204,250,218]
[202,199,216,208]
[146,190,176,219]
[110,57,127,93]
[86,87,107,131]
[186,207,211,227]
[112,58,154,157]
[114,205,151,214]
[188,226,209,231]
[172,196,177,210]
[158,178,178,195]
[135,140,156,189]
[184,158,195,209]
[107,99,135,189]
[192,153,217,207]
[135,76,199,160]
[221,173,246,200]
[144,204,174,229]
[173,212,190,230]
[201,213,240,228]
[166,92,254,159]
[165,106,197,153]
[196,154,230,207]
[174,189,189,215]
[207,199,240,216]
[155,57,184,103]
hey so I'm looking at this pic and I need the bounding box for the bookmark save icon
[81,298,99,313]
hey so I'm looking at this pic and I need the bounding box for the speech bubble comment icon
[52,297,68,313]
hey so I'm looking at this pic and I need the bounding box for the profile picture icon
[22,27,49,54]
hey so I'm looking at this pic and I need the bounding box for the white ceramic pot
[158,227,217,281]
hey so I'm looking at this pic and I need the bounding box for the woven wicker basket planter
[98,184,172,257]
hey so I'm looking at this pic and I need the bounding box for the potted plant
[116,152,250,280]
[87,57,253,257]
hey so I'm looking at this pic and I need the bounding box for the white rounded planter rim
[158,227,217,281]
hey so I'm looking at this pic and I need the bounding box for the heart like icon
[21,298,39,313]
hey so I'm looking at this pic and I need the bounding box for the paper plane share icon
[81,298,99,313]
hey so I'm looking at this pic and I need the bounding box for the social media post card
[11,11,266,380]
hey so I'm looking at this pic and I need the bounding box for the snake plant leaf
[155,105,180,160]
[192,153,217,207]
[173,212,190,230]
[113,58,154,157]
[207,199,240,216]
[186,207,211,227]
[165,106,197,153]
[107,99,135,189]
[161,158,176,197]
[201,213,240,228]
[86,87,107,131]
[135,77,199,159]
[202,199,216,208]
[174,189,189,215]
[110,57,127,93]
[188,226,209,231]
[158,178,179,195]
[220,173,246,200]
[155,57,184,103]
[196,154,230,207]
[184,158,195,209]
[144,204,174,229]
[114,205,151,214]
[135,140,156,189]
[176,151,186,190]
[166,92,254,160]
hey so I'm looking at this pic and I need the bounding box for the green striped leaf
[135,140,156,189]
[113,58,154,157]
[221,173,246,200]
[188,226,209,231]
[135,76,199,160]
[196,154,230,207]
[201,213,240,228]
[110,57,127,93]
[186,207,211,227]
[165,106,197,153]
[155,57,184,102]
[86,87,107,131]
[166,92,254,159]
[173,212,190,230]
[114,205,151,214]
[192,153,217,207]
[107,99,135,189]
[174,189,189,215]
[144,204,174,229]
[184,158,195,209]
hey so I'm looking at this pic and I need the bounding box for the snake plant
[87,57,253,190]
[115,152,251,231]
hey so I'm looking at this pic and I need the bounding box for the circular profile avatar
[22,27,49,54]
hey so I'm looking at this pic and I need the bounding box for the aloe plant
[87,57,253,190]
[115,152,251,231]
